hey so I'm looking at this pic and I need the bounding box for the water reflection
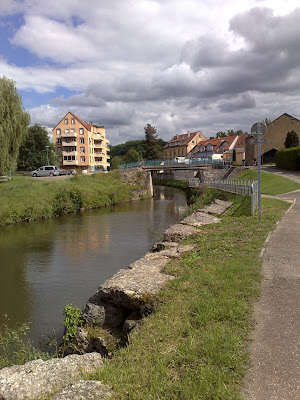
[0,186,187,345]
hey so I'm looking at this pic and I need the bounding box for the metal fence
[188,178,259,216]
[119,157,226,169]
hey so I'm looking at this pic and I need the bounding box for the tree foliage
[144,123,161,160]
[110,155,124,170]
[216,131,226,138]
[124,148,140,163]
[0,76,30,174]
[17,124,57,170]
[109,138,166,160]
[284,130,299,149]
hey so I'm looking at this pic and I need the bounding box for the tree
[17,124,57,170]
[284,130,299,148]
[110,155,124,170]
[262,118,271,126]
[124,148,140,163]
[144,123,160,160]
[216,131,226,138]
[0,76,30,174]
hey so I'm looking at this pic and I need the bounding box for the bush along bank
[0,169,152,226]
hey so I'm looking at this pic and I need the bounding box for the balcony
[62,159,78,166]
[62,131,77,138]
[62,140,77,146]
[63,151,78,157]
[94,143,103,149]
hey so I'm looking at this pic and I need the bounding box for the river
[0,186,187,347]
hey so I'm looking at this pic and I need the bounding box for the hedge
[275,147,300,170]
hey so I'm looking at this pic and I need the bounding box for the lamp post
[45,145,50,166]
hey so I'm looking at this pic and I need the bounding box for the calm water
[0,186,187,346]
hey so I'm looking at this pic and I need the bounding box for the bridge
[119,158,227,181]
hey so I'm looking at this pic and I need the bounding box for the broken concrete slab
[163,224,199,242]
[180,211,220,227]
[97,265,174,311]
[51,380,112,400]
[200,199,233,215]
[0,353,103,400]
[129,253,170,270]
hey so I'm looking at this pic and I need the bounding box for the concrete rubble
[0,353,104,400]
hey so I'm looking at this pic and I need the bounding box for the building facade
[52,112,110,173]
[163,131,207,160]
[245,113,300,165]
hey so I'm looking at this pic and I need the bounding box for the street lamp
[45,145,50,166]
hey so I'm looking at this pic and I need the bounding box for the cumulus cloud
[2,1,300,144]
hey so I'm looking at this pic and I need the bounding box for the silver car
[31,166,60,177]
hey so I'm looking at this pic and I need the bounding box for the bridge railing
[188,178,259,216]
[118,157,229,170]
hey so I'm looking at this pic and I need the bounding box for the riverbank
[0,169,151,226]
[90,194,289,399]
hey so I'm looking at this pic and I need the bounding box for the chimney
[187,131,190,138]
[176,134,179,139]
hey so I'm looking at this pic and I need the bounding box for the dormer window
[207,144,213,151]
[200,145,205,152]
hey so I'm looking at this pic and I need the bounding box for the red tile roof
[164,131,202,148]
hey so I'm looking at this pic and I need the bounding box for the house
[163,131,207,160]
[52,112,110,173]
[191,134,249,163]
[245,113,300,165]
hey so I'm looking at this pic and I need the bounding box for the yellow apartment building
[163,131,207,160]
[52,112,110,173]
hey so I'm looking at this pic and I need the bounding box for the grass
[0,170,148,226]
[87,193,289,399]
[0,322,50,369]
[236,169,300,195]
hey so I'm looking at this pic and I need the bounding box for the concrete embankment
[0,199,232,399]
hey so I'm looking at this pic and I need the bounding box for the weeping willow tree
[0,76,30,175]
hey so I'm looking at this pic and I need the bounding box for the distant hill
[109,138,167,159]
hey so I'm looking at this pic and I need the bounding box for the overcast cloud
[1,0,300,144]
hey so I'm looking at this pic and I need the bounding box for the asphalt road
[242,167,300,400]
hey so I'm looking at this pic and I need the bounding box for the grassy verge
[0,170,147,226]
[236,169,300,195]
[89,193,289,399]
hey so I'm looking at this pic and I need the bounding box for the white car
[31,166,60,177]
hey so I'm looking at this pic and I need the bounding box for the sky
[1,0,300,145]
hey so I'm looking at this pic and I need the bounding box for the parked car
[66,169,77,175]
[31,166,59,177]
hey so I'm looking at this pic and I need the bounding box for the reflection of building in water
[57,214,111,263]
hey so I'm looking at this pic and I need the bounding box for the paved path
[242,167,300,399]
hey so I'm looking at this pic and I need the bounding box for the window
[57,147,62,152]
[57,138,61,144]
[80,147,85,153]
[71,118,75,124]
[56,128,61,135]
[80,138,84,144]
[79,128,84,135]
[177,149,180,155]
[71,129,75,133]
[182,148,184,155]
[64,118,68,124]
[81,156,85,162]
[66,129,69,133]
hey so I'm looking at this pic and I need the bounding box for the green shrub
[0,323,49,368]
[53,191,72,215]
[275,147,300,170]
[69,188,84,210]
[63,304,82,341]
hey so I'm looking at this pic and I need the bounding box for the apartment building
[163,131,207,160]
[52,112,110,173]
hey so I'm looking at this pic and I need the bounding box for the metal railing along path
[188,178,259,216]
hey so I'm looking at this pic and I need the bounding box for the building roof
[164,131,203,148]
[195,134,249,154]
[270,113,300,125]
[52,111,101,131]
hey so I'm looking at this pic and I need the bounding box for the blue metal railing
[118,157,228,169]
